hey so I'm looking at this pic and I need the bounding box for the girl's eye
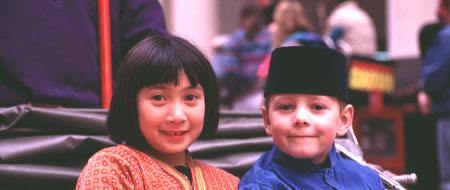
[152,95,165,101]
[185,94,197,101]
[280,104,292,110]
[312,104,324,110]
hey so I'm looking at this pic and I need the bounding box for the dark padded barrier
[0,105,363,189]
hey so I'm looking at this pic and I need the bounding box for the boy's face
[262,94,353,164]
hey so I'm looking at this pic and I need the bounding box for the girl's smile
[160,130,188,140]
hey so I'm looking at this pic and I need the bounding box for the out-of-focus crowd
[211,0,377,111]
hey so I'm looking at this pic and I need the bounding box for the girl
[76,35,240,189]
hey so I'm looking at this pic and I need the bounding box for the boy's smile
[262,94,353,164]
[136,72,205,165]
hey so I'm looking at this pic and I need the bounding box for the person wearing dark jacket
[0,0,167,108]
[421,0,450,189]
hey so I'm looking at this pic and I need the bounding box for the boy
[239,46,385,189]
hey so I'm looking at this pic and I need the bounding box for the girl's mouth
[161,131,186,136]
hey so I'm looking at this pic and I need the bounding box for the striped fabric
[76,145,239,190]
[223,27,273,80]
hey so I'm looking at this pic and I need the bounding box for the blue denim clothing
[437,118,450,189]
[422,24,450,187]
[422,24,450,116]
[239,144,385,190]
[0,0,167,108]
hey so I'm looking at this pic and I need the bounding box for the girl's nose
[294,107,310,127]
[166,102,187,123]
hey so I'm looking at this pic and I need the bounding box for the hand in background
[417,90,432,115]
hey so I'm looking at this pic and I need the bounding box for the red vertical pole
[98,0,112,109]
[369,90,383,114]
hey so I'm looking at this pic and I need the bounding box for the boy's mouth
[288,135,316,138]
[288,135,318,141]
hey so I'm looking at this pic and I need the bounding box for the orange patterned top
[76,145,239,190]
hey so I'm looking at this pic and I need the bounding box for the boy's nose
[166,103,187,123]
[294,108,310,127]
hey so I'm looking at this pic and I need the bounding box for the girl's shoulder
[87,144,154,164]
[92,144,138,156]
[81,145,163,178]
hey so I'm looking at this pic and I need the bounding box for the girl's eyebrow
[147,84,203,90]
[148,85,167,89]
[187,85,203,90]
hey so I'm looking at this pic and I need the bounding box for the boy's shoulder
[239,169,278,190]
[239,150,286,189]
[333,154,385,189]
[240,168,282,189]
[239,148,385,189]
[337,155,380,177]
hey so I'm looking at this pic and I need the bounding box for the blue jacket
[422,24,450,115]
[239,144,385,190]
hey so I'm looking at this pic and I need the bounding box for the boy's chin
[286,149,329,163]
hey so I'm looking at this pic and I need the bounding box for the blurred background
[161,0,436,60]
[0,0,446,189]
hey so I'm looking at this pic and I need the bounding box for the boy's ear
[336,104,354,136]
[261,106,273,136]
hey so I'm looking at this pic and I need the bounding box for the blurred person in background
[417,0,448,116]
[253,0,279,30]
[213,2,272,110]
[417,22,444,116]
[324,0,377,58]
[324,0,377,108]
[0,0,167,108]
[271,0,329,48]
[419,0,450,189]
[257,0,330,80]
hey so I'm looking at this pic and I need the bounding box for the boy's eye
[280,104,292,110]
[185,94,197,101]
[312,104,324,110]
[152,95,165,101]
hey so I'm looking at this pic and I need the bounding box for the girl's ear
[261,106,273,136]
[336,104,354,136]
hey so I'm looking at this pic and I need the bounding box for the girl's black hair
[107,34,220,151]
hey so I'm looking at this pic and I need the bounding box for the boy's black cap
[264,46,348,103]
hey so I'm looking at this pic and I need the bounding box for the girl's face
[136,72,205,164]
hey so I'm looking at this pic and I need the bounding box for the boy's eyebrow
[308,95,334,102]
[272,94,334,102]
[271,95,294,102]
